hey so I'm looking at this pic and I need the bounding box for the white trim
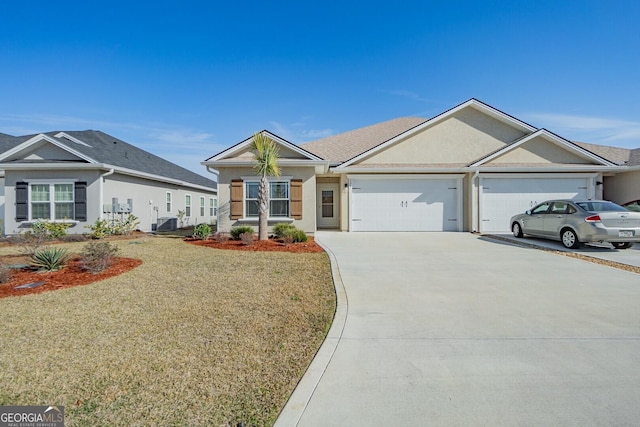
[336,99,538,169]
[53,132,92,147]
[21,178,80,184]
[206,130,324,162]
[166,191,172,213]
[470,129,617,167]
[27,181,76,222]
[0,134,97,163]
[242,177,293,220]
[185,194,192,217]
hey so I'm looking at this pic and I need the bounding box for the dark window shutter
[291,179,303,219]
[15,182,28,221]
[74,182,87,221]
[230,179,243,219]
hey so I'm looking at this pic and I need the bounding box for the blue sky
[1,1,639,176]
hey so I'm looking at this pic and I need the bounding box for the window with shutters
[245,180,290,218]
[30,183,75,220]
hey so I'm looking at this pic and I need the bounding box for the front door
[317,184,340,228]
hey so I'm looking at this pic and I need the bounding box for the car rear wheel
[612,242,634,249]
[561,229,581,249]
[512,222,523,238]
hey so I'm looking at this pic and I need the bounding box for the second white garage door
[350,175,462,232]
[480,176,592,233]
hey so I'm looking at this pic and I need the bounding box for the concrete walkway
[276,232,640,426]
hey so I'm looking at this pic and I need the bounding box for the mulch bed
[186,236,325,253]
[0,257,142,299]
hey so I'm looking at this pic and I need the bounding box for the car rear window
[576,201,627,212]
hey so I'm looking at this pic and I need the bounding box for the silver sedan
[510,199,640,249]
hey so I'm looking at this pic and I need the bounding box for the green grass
[0,236,336,426]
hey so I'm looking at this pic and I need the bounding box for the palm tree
[250,132,281,240]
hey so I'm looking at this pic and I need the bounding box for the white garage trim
[478,173,598,233]
[347,174,464,232]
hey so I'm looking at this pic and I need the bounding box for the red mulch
[0,257,142,299]
[186,236,325,253]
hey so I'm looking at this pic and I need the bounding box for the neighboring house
[203,98,639,234]
[0,130,217,235]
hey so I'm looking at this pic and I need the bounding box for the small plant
[41,221,72,238]
[273,222,296,239]
[274,224,308,243]
[177,210,187,228]
[113,214,140,235]
[213,232,230,243]
[80,242,120,273]
[193,223,212,240]
[17,227,49,255]
[30,246,73,272]
[239,232,254,246]
[86,218,111,239]
[230,226,255,240]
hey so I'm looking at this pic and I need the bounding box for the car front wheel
[561,229,581,249]
[512,222,523,238]
[612,242,634,249]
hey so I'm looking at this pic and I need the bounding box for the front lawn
[0,236,336,426]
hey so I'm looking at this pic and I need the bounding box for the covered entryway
[479,175,593,232]
[349,175,462,232]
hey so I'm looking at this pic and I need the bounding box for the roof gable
[0,134,96,163]
[356,106,530,166]
[335,98,537,168]
[471,129,616,167]
[205,130,324,163]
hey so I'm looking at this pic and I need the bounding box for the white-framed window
[166,192,172,213]
[209,197,216,216]
[30,183,75,220]
[244,180,290,218]
[185,194,191,217]
[199,196,205,217]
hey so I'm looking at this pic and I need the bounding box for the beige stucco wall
[603,170,640,204]
[216,166,317,234]
[103,174,216,232]
[360,108,527,165]
[4,169,102,235]
[488,138,593,164]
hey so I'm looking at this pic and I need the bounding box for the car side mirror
[525,209,532,215]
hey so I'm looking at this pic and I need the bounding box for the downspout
[99,168,115,220]
[472,170,480,233]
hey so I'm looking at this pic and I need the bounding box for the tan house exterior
[204,99,639,235]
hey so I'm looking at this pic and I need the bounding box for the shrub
[230,226,255,240]
[289,229,308,243]
[16,230,49,255]
[30,246,72,272]
[80,241,120,273]
[239,232,254,246]
[113,214,140,236]
[193,223,212,240]
[274,224,308,243]
[273,222,296,238]
[86,218,111,239]
[213,232,230,243]
[41,221,72,238]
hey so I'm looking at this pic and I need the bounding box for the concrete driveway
[276,232,640,426]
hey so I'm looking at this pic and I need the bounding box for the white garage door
[480,177,591,232]
[350,176,461,232]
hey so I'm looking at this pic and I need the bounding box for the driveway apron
[278,232,640,426]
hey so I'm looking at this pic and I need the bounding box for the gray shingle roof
[2,130,216,190]
[300,117,427,163]
[572,141,632,166]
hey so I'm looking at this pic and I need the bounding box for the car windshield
[576,201,628,212]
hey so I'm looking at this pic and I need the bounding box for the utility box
[156,217,177,232]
